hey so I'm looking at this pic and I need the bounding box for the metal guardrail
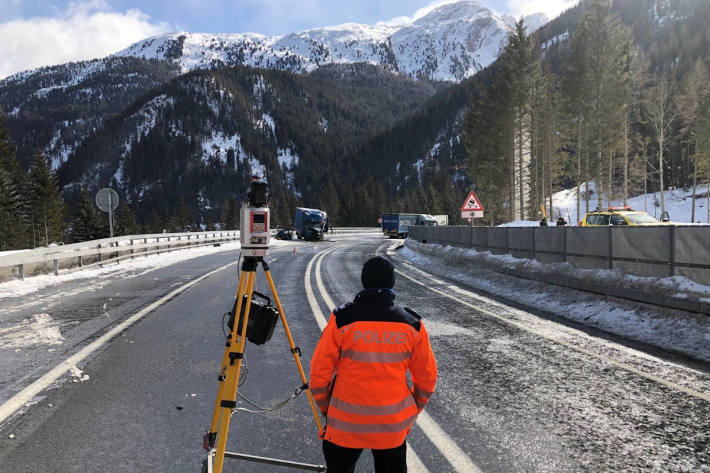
[0,231,239,281]
[0,227,382,282]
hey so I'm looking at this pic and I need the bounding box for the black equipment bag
[228,291,279,345]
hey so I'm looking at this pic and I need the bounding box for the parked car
[580,207,669,226]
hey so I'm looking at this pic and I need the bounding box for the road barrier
[408,225,710,288]
[0,227,382,283]
[0,231,239,283]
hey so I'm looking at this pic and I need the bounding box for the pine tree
[115,204,140,236]
[562,18,590,218]
[221,196,240,230]
[575,0,633,208]
[696,93,710,205]
[502,19,540,220]
[678,59,710,219]
[28,150,65,246]
[69,189,103,242]
[646,72,677,215]
[173,196,193,232]
[0,168,23,250]
[0,112,28,249]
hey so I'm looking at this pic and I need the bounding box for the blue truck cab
[294,207,329,241]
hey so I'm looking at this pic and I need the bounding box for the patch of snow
[69,366,90,382]
[0,313,64,349]
[541,31,569,50]
[277,146,299,187]
[505,181,710,226]
[401,239,710,362]
[201,132,241,163]
[257,113,276,133]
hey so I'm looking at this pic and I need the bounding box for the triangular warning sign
[461,190,484,211]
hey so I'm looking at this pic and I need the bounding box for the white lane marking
[304,247,334,331]
[395,267,710,404]
[311,247,483,473]
[0,261,238,425]
[405,441,429,473]
[416,411,484,473]
[315,247,337,312]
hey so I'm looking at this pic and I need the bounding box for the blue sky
[0,0,578,78]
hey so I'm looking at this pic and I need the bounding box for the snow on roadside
[400,239,710,362]
[69,366,90,383]
[0,241,239,300]
[0,313,65,349]
[506,181,710,226]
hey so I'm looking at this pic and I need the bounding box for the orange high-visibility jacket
[309,289,437,449]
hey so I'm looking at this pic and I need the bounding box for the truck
[433,214,449,226]
[382,213,438,239]
[294,207,329,241]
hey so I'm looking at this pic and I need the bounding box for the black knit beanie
[361,256,395,289]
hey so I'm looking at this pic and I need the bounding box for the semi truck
[382,213,438,238]
[433,214,449,226]
[294,207,329,241]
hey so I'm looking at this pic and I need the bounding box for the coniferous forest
[1,0,710,249]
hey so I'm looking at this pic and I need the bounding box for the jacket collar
[355,288,396,302]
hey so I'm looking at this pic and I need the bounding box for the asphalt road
[0,233,709,472]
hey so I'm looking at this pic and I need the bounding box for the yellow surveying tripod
[203,255,324,473]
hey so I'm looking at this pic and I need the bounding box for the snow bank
[402,239,710,362]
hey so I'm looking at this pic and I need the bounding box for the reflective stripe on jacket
[309,289,437,449]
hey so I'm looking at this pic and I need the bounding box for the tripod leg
[206,269,247,448]
[213,269,257,473]
[263,265,324,433]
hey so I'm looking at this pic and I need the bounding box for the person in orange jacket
[309,256,437,473]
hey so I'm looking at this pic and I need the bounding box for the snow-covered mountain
[116,1,548,82]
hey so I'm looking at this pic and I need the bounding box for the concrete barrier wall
[408,225,710,287]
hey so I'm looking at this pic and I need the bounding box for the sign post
[460,190,484,226]
[96,188,120,238]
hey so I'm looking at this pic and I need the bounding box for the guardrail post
[563,226,568,263]
[18,264,24,280]
[98,244,102,263]
[53,259,59,276]
[78,255,83,267]
[669,225,676,277]
[130,239,134,259]
[608,226,613,270]
[505,227,509,253]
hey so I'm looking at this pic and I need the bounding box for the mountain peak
[114,0,550,82]
[108,1,557,82]
[413,1,492,25]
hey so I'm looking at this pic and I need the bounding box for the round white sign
[95,188,119,212]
